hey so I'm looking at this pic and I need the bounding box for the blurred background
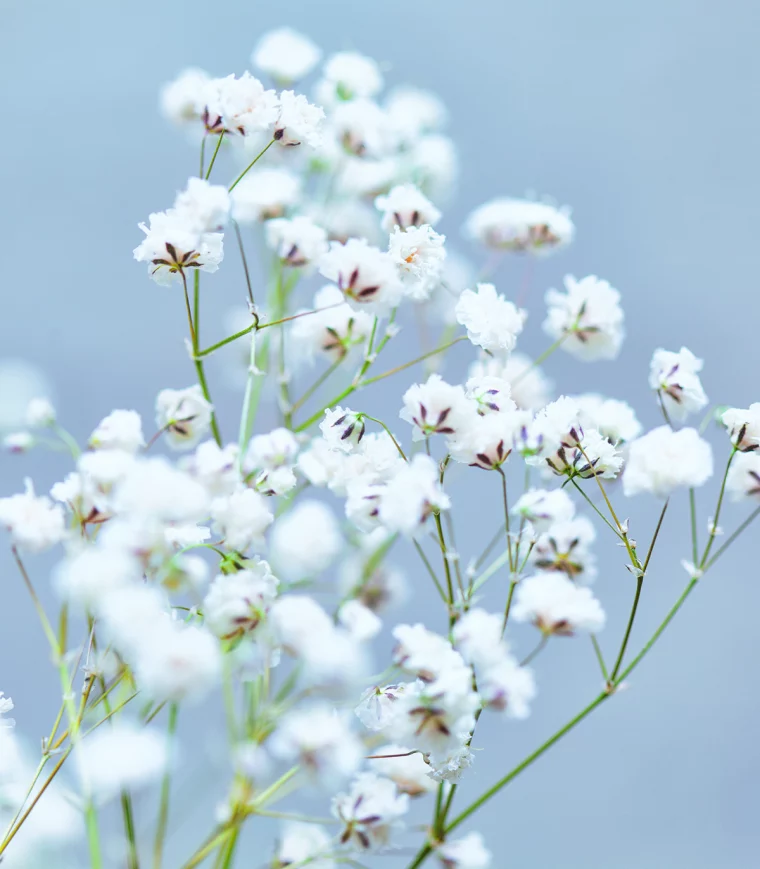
[2,1,760,867]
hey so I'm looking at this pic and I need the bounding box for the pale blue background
[2,1,759,867]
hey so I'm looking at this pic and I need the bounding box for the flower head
[623,426,713,498]
[456,283,525,355]
[252,28,322,84]
[465,197,574,254]
[544,275,624,361]
[649,347,708,422]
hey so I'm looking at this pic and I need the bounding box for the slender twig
[412,539,447,603]
[233,220,255,307]
[361,336,467,387]
[289,359,343,414]
[704,505,760,571]
[520,635,549,667]
[590,635,609,681]
[699,448,737,568]
[204,132,225,180]
[228,138,275,191]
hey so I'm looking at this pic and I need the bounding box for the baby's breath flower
[155,385,212,450]
[465,197,574,254]
[274,90,325,147]
[375,183,442,232]
[230,168,301,223]
[513,573,606,635]
[722,403,760,452]
[649,347,708,422]
[544,275,624,361]
[0,480,66,553]
[456,283,525,355]
[623,426,713,498]
[252,28,322,85]
[318,238,403,314]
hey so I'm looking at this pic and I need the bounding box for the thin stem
[122,792,140,869]
[704,505,760,571]
[199,135,206,178]
[228,139,275,191]
[290,359,343,415]
[433,513,455,627]
[197,322,257,358]
[152,703,179,869]
[689,488,699,566]
[510,335,566,386]
[699,448,737,568]
[181,272,197,347]
[642,498,669,573]
[412,539,448,603]
[362,336,467,387]
[190,270,222,446]
[590,635,609,681]
[256,302,343,332]
[233,220,255,308]
[363,415,407,461]
[570,479,623,539]
[608,576,643,683]
[520,634,549,667]
[204,131,225,180]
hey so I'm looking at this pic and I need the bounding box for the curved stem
[228,139,275,191]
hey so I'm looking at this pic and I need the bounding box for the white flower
[115,458,209,523]
[369,744,437,796]
[649,347,708,422]
[332,773,409,851]
[465,376,514,416]
[230,168,300,223]
[425,742,474,784]
[456,283,525,355]
[513,488,576,533]
[355,683,411,731]
[722,404,760,452]
[378,455,451,535]
[265,215,328,267]
[211,488,273,552]
[389,668,480,758]
[89,409,144,453]
[393,624,464,682]
[76,723,167,802]
[184,440,240,496]
[331,99,396,157]
[448,409,530,470]
[0,692,15,729]
[465,197,574,254]
[439,832,492,869]
[134,623,221,703]
[726,452,760,500]
[3,432,34,453]
[320,407,366,452]
[203,559,278,640]
[470,352,552,412]
[572,393,642,445]
[134,210,223,285]
[623,426,713,498]
[277,822,334,868]
[544,275,624,361]
[271,705,362,787]
[385,86,447,142]
[319,239,403,314]
[478,657,536,718]
[530,516,597,583]
[513,573,606,635]
[245,427,298,477]
[547,428,622,480]
[205,71,279,136]
[400,374,470,441]
[252,28,322,84]
[338,599,382,641]
[375,184,442,232]
[274,90,325,147]
[319,51,383,101]
[54,546,140,611]
[25,397,55,428]
[452,609,504,669]
[290,284,374,364]
[389,225,447,301]
[173,177,230,234]
[0,480,66,553]
[270,500,343,579]
[155,385,212,450]
[160,67,210,125]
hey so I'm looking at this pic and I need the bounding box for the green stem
[233,220,255,308]
[289,359,343,415]
[196,323,257,358]
[204,131,225,180]
[191,270,222,446]
[362,415,407,461]
[152,704,179,869]
[703,505,760,571]
[699,448,737,568]
[569,479,623,539]
[361,336,467,387]
[608,576,643,683]
[122,792,140,869]
[520,634,549,667]
[510,335,566,386]
[590,635,609,681]
[412,539,447,603]
[689,488,699,565]
[228,139,275,191]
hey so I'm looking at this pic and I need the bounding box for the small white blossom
[319,239,403,314]
[155,385,212,450]
[456,283,525,355]
[320,407,366,452]
[173,177,230,234]
[393,624,465,682]
[722,404,760,452]
[76,724,168,802]
[378,455,451,536]
[89,409,145,453]
[513,573,606,635]
[54,546,140,610]
[274,90,325,147]
[649,347,708,422]
[400,374,470,441]
[3,432,34,453]
[276,822,334,868]
[623,426,713,498]
[203,559,278,640]
[252,28,322,84]
[266,215,328,267]
[319,51,383,102]
[183,440,240,497]
[160,67,210,125]
[448,409,530,470]
[114,458,209,523]
[385,87,447,142]
[25,397,56,428]
[544,275,625,361]
[332,773,409,851]
[270,500,343,579]
[291,284,374,364]
[513,488,576,533]
[726,452,760,500]
[465,375,514,416]
[331,99,396,157]
[439,832,492,869]
[133,210,223,285]
[204,71,279,136]
[465,197,574,254]
[271,705,362,787]
[389,225,447,301]
[369,744,437,796]
[470,352,553,412]
[376,184,442,232]
[355,683,411,731]
[0,480,66,553]
[572,393,642,445]
[338,599,382,641]
[211,488,273,552]
[230,168,301,223]
[530,516,597,583]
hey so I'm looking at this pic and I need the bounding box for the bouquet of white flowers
[1,27,757,869]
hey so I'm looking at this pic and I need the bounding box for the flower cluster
[0,26,754,869]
